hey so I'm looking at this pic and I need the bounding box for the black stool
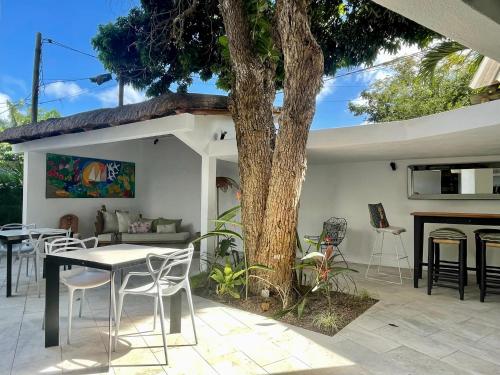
[478,232,500,302]
[474,229,500,285]
[427,228,467,300]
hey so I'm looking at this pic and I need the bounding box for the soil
[193,288,378,336]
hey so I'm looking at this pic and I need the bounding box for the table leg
[170,293,182,333]
[108,271,115,366]
[414,217,424,288]
[6,243,12,297]
[45,259,60,347]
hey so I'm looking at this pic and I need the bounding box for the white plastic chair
[15,229,70,294]
[45,237,115,344]
[114,245,196,364]
[0,223,36,264]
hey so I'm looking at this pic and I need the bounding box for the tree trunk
[219,0,276,266]
[255,0,324,303]
[220,0,323,303]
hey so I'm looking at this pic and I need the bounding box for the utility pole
[31,32,42,123]
[118,78,124,107]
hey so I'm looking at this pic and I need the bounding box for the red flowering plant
[291,231,357,316]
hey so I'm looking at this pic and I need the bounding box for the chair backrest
[1,223,36,231]
[45,237,98,255]
[59,214,79,234]
[29,229,71,256]
[146,245,194,289]
[368,203,390,229]
[322,217,347,246]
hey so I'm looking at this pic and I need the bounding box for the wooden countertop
[411,212,500,219]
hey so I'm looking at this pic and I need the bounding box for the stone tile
[207,351,267,375]
[263,357,310,373]
[441,350,500,374]
[337,326,401,353]
[386,346,468,375]
[374,324,456,359]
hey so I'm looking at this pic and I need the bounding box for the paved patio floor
[1,259,500,375]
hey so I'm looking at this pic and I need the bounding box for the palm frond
[420,41,468,78]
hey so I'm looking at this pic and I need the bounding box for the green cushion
[151,218,182,233]
[430,228,466,240]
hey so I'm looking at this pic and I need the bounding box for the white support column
[200,155,217,271]
[22,151,32,224]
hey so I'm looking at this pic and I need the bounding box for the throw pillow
[368,203,390,228]
[128,221,151,234]
[151,218,182,232]
[156,223,176,233]
[102,211,118,233]
[116,211,139,233]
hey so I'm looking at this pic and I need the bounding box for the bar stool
[478,232,500,302]
[474,229,500,285]
[427,228,467,300]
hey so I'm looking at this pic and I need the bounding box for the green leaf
[301,252,325,261]
[297,297,307,318]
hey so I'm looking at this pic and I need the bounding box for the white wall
[24,140,147,237]
[298,155,500,269]
[24,136,204,238]
[139,136,202,234]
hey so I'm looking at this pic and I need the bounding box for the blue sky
[0,0,416,129]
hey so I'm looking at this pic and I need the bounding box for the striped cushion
[430,228,466,240]
[479,232,500,243]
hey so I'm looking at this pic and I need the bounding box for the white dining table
[44,243,183,365]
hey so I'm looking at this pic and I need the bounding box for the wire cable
[43,38,98,60]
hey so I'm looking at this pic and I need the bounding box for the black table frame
[0,233,30,297]
[44,251,183,365]
[413,214,500,288]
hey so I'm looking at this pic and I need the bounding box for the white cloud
[95,84,146,107]
[316,77,336,102]
[44,82,85,101]
[0,92,12,121]
[350,94,368,108]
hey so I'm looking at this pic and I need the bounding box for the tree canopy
[92,0,437,97]
[348,56,477,123]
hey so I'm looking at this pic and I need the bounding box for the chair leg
[480,241,487,302]
[153,296,158,331]
[185,286,198,345]
[26,257,29,276]
[475,234,481,286]
[157,293,169,365]
[463,240,468,287]
[458,241,465,301]
[377,232,385,273]
[394,236,403,285]
[114,293,125,351]
[33,256,38,283]
[68,288,75,344]
[427,237,434,295]
[399,234,413,279]
[15,256,23,293]
[79,289,85,318]
[434,245,440,282]
[365,232,380,278]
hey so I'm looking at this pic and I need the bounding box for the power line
[43,38,98,60]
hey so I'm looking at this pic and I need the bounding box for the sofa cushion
[116,211,139,233]
[97,233,114,243]
[128,220,152,233]
[157,223,176,233]
[151,218,182,232]
[121,232,190,243]
[102,211,118,233]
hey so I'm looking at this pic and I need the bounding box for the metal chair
[366,203,412,284]
[15,228,70,294]
[478,232,500,302]
[114,245,197,365]
[44,237,114,344]
[0,223,36,264]
[304,217,348,262]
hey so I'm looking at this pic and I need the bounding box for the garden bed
[193,288,378,336]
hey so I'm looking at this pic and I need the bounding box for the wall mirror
[408,162,500,200]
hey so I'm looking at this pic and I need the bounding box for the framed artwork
[46,153,135,198]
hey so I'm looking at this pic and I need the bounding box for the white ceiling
[212,101,500,164]
[372,0,500,62]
